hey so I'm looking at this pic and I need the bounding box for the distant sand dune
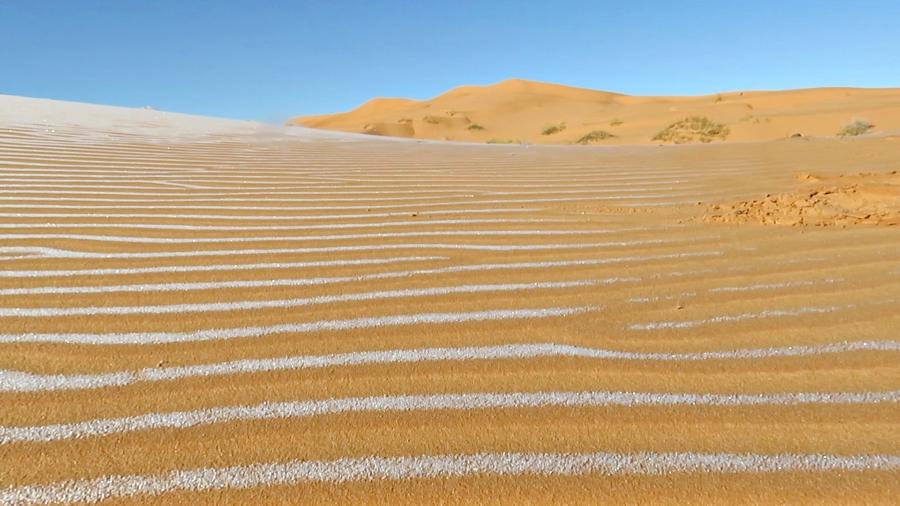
[292,79,900,144]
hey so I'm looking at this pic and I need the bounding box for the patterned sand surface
[1,95,898,504]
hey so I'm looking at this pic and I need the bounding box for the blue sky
[2,1,898,120]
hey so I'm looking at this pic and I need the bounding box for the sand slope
[1,95,899,504]
[292,79,900,145]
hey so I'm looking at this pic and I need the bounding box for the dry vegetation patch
[652,116,730,143]
[575,130,616,145]
[838,119,874,137]
[541,122,567,136]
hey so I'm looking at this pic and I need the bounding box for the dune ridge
[292,79,900,145]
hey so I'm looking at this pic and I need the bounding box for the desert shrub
[486,138,518,144]
[652,116,730,144]
[541,122,567,135]
[838,120,873,137]
[609,118,624,127]
[398,118,413,124]
[422,115,443,124]
[467,123,485,131]
[576,130,616,144]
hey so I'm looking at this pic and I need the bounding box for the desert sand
[707,171,900,226]
[0,94,898,504]
[293,79,900,145]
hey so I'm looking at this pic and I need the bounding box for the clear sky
[2,1,898,121]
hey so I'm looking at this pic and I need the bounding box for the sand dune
[292,79,900,145]
[1,95,899,504]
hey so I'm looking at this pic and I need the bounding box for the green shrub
[652,116,730,144]
[838,120,873,137]
[575,130,616,144]
[541,122,567,135]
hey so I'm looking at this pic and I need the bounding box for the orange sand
[707,171,900,226]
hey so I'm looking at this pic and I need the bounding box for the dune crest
[292,79,900,145]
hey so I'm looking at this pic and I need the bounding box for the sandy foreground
[0,94,898,505]
[293,79,900,146]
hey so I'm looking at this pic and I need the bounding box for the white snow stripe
[1,390,896,445]
[0,194,490,203]
[0,306,596,345]
[0,170,696,180]
[0,187,682,201]
[0,175,698,184]
[0,166,697,178]
[0,218,556,231]
[629,306,848,331]
[0,229,641,244]
[0,251,718,280]
[3,451,898,506]
[0,180,689,195]
[0,186,683,198]
[0,181,688,190]
[0,256,447,279]
[0,195,683,211]
[0,189,482,196]
[2,340,897,393]
[709,279,843,293]
[0,258,669,296]
[0,239,681,260]
[0,207,540,221]
[0,280,604,317]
